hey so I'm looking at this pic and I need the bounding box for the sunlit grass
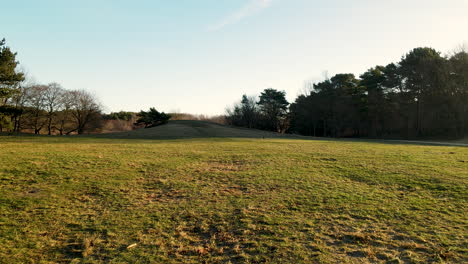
[0,136,466,263]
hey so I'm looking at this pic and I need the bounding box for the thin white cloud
[207,0,273,31]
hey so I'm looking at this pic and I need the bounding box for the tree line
[6,83,102,135]
[2,38,467,139]
[0,39,102,134]
[0,39,176,135]
[227,46,468,139]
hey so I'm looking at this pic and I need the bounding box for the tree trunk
[48,118,52,135]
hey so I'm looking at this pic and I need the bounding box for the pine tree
[0,39,25,131]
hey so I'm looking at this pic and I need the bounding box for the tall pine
[0,39,24,131]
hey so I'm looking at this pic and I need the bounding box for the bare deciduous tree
[68,90,101,134]
[56,89,74,135]
[44,83,64,135]
[26,85,48,134]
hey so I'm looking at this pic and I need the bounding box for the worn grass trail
[0,137,467,263]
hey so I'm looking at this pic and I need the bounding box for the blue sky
[2,0,467,114]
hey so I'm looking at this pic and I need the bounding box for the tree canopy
[289,47,468,139]
[257,88,289,132]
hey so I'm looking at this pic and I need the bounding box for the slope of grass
[0,136,467,263]
[93,120,304,139]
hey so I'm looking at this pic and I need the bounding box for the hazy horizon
[2,0,467,115]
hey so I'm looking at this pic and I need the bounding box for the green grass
[0,136,467,263]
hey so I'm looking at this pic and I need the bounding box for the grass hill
[95,120,468,147]
[94,120,303,139]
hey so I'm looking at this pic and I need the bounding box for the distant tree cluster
[0,39,101,135]
[290,47,468,139]
[226,88,289,132]
[0,38,172,135]
[227,46,468,139]
[169,112,226,125]
[6,84,101,135]
[102,111,135,121]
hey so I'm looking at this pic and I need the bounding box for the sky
[2,0,467,115]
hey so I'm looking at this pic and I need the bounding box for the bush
[136,108,171,128]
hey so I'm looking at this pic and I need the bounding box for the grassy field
[0,134,467,263]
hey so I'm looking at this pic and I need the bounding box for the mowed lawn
[0,136,466,263]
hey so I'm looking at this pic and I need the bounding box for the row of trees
[290,47,468,138]
[1,39,207,135]
[169,112,226,125]
[3,37,467,139]
[0,39,101,135]
[227,46,468,139]
[11,84,101,134]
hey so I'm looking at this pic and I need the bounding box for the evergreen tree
[257,88,289,132]
[136,108,171,128]
[0,39,25,131]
